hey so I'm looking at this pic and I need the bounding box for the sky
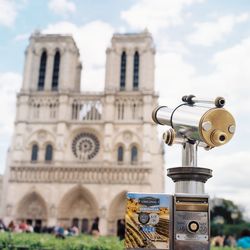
[0,0,250,219]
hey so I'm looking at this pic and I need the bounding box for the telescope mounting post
[182,142,197,167]
[168,140,212,195]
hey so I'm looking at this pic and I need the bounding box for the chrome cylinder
[175,181,205,194]
[167,167,213,195]
[152,106,172,126]
[182,143,197,167]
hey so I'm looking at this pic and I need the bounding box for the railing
[9,166,151,185]
[70,94,104,121]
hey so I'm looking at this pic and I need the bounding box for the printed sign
[125,193,172,250]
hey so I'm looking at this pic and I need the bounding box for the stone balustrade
[9,166,151,185]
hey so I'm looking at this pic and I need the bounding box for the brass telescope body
[152,101,235,148]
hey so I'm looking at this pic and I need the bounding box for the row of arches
[117,145,138,164]
[31,144,53,162]
[15,187,126,235]
[116,98,143,120]
[38,50,60,91]
[120,51,139,91]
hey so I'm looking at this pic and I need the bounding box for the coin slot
[188,221,199,233]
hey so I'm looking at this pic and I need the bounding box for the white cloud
[48,0,76,16]
[204,151,250,219]
[0,0,17,26]
[156,33,250,114]
[121,0,205,33]
[44,20,114,91]
[14,33,30,42]
[0,72,22,135]
[188,13,250,46]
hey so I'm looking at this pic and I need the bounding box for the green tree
[211,198,243,225]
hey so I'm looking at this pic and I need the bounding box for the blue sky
[1,0,250,218]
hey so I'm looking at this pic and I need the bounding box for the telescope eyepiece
[215,97,225,108]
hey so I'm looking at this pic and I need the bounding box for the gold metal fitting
[163,128,176,146]
[199,108,235,147]
[210,130,227,146]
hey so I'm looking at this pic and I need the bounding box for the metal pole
[182,143,197,167]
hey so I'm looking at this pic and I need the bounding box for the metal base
[167,167,212,194]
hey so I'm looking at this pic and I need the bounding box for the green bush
[0,233,248,250]
[0,233,124,250]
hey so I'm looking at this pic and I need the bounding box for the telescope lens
[219,135,226,142]
[219,99,225,106]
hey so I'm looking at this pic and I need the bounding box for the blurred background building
[0,30,165,235]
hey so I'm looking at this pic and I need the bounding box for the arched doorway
[16,192,48,232]
[108,191,126,235]
[58,186,98,233]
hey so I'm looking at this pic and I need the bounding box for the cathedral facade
[1,31,165,235]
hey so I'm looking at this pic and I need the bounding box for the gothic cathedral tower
[2,31,165,235]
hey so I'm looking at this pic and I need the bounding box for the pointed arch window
[131,146,138,164]
[31,144,39,162]
[133,51,139,90]
[45,144,53,162]
[117,146,124,162]
[38,51,47,91]
[52,51,60,91]
[120,51,126,90]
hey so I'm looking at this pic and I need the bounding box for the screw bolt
[228,125,235,134]
[202,121,212,131]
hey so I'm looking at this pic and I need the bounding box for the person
[8,220,21,233]
[71,225,79,236]
[117,219,125,240]
[212,235,224,247]
[56,225,65,239]
[8,220,16,232]
[0,219,7,232]
[237,229,250,249]
[91,217,100,237]
[26,223,34,233]
[224,235,236,247]
[19,220,28,232]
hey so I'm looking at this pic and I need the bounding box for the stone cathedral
[1,30,165,235]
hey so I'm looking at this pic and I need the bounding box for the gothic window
[33,103,40,119]
[120,51,126,90]
[45,144,53,161]
[52,51,60,91]
[132,103,136,119]
[117,146,124,162]
[31,144,39,162]
[133,51,139,90]
[121,103,125,119]
[131,146,138,164]
[38,51,47,91]
[117,103,121,120]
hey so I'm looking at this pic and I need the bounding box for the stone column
[30,50,40,91]
[22,48,33,91]
[99,205,108,235]
[126,50,133,91]
[45,50,54,91]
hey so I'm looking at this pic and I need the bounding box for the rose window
[72,133,100,160]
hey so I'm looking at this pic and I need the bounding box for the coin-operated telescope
[125,95,235,250]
